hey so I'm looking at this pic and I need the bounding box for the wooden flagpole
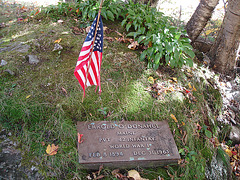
[82,0,104,103]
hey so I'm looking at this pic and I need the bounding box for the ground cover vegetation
[0,0,233,179]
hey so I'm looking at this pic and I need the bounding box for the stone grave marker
[76,121,180,169]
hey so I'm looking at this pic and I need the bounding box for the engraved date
[88,151,124,158]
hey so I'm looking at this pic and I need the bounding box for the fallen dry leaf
[192,86,197,91]
[104,36,115,42]
[98,165,103,175]
[54,38,62,43]
[172,77,177,83]
[78,133,84,144]
[128,41,139,50]
[71,26,84,35]
[61,87,67,95]
[188,82,192,89]
[128,170,148,180]
[170,114,178,122]
[115,30,124,37]
[46,144,59,155]
[86,26,91,33]
[26,95,31,99]
[112,169,120,176]
[148,76,154,84]
[167,170,175,179]
[225,149,233,157]
[95,175,105,179]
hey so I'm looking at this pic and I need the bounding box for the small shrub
[122,1,195,69]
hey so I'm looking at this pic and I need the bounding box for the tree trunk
[186,0,219,42]
[208,0,240,77]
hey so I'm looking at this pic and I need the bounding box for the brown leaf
[116,37,125,42]
[125,38,134,43]
[61,87,67,95]
[96,175,105,179]
[112,169,120,176]
[103,26,112,34]
[148,41,152,47]
[46,144,59,155]
[167,170,174,180]
[86,26,91,33]
[98,165,104,175]
[115,30,124,37]
[128,170,148,180]
[104,37,115,42]
[71,27,84,35]
[128,41,139,50]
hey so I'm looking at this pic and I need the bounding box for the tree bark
[191,38,213,53]
[208,0,240,77]
[186,0,219,42]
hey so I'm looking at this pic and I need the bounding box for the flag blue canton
[85,15,103,53]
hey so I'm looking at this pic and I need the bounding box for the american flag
[74,14,103,97]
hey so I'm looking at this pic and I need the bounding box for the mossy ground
[0,1,229,179]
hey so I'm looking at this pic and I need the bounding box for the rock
[205,150,232,180]
[0,42,30,53]
[226,82,232,89]
[229,126,240,144]
[171,91,185,103]
[1,60,7,66]
[14,43,30,53]
[52,43,63,51]
[228,110,236,120]
[0,129,43,179]
[4,69,15,76]
[233,91,240,103]
[26,55,40,64]
[229,105,239,114]
[0,130,22,179]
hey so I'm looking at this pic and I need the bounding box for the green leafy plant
[43,0,124,22]
[122,1,195,69]
[179,146,198,162]
[101,0,124,21]
[202,125,213,138]
[97,107,108,117]
[44,2,74,20]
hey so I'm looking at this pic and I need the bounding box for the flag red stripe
[74,14,103,97]
[81,43,92,51]
[86,62,95,85]
[74,70,85,93]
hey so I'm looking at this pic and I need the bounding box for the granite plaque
[77,121,180,169]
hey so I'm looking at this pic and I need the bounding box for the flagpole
[82,0,104,103]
